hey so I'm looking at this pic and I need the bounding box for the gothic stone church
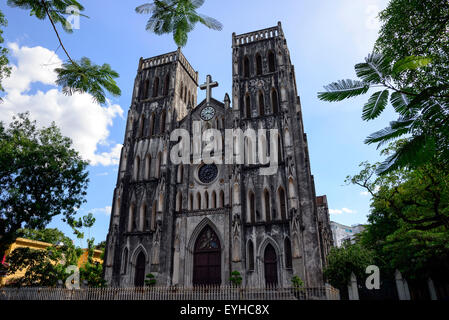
[103,22,333,288]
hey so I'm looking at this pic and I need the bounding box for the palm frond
[317,79,370,102]
[362,90,389,120]
[390,91,412,116]
[198,13,223,30]
[191,0,205,9]
[376,135,434,174]
[135,3,156,14]
[365,119,413,147]
[55,58,121,105]
[7,0,86,33]
[355,53,392,84]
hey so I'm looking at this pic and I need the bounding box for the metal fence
[0,285,340,300]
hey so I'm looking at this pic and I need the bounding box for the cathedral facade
[103,22,333,288]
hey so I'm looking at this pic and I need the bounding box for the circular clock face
[200,106,215,121]
[198,164,218,184]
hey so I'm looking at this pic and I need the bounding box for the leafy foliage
[347,143,449,279]
[291,275,304,288]
[323,242,375,290]
[0,113,89,258]
[229,270,242,286]
[317,0,449,174]
[6,0,87,33]
[0,9,11,99]
[7,1,121,105]
[5,230,82,287]
[144,273,156,286]
[18,228,74,247]
[136,0,223,47]
[55,57,121,105]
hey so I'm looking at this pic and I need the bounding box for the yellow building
[0,237,103,286]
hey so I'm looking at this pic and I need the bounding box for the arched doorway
[264,244,278,286]
[134,251,146,287]
[193,226,221,285]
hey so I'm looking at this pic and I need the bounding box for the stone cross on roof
[200,75,218,105]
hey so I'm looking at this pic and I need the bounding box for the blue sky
[0,0,395,247]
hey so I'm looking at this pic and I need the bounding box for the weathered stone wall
[104,23,329,289]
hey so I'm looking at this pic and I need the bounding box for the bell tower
[231,22,325,287]
[104,49,199,287]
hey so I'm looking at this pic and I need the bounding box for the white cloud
[330,208,358,215]
[360,191,370,196]
[90,206,112,216]
[336,0,389,54]
[329,209,343,215]
[0,43,124,166]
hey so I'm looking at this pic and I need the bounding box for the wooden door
[264,244,277,286]
[193,226,221,285]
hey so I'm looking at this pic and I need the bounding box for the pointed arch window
[152,77,159,97]
[219,190,225,208]
[189,193,194,210]
[145,155,151,179]
[134,156,140,181]
[122,248,128,274]
[151,201,157,230]
[149,113,155,137]
[258,91,265,116]
[128,204,136,232]
[248,240,255,271]
[277,134,283,163]
[249,191,255,223]
[256,53,263,75]
[180,81,184,99]
[177,165,184,183]
[163,73,170,95]
[243,56,250,78]
[196,192,202,210]
[271,89,279,114]
[278,187,287,220]
[205,191,209,209]
[212,191,217,209]
[284,238,292,268]
[160,110,166,133]
[268,51,276,72]
[245,93,251,118]
[140,203,147,231]
[142,79,149,99]
[155,152,162,178]
[176,192,182,212]
[138,115,145,138]
[264,189,271,222]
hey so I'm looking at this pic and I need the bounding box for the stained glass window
[198,164,218,184]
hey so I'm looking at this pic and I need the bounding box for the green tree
[136,0,222,47]
[347,142,449,279]
[323,242,375,290]
[0,113,89,260]
[5,228,82,287]
[18,228,74,247]
[317,0,449,173]
[6,0,121,105]
[0,9,11,100]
